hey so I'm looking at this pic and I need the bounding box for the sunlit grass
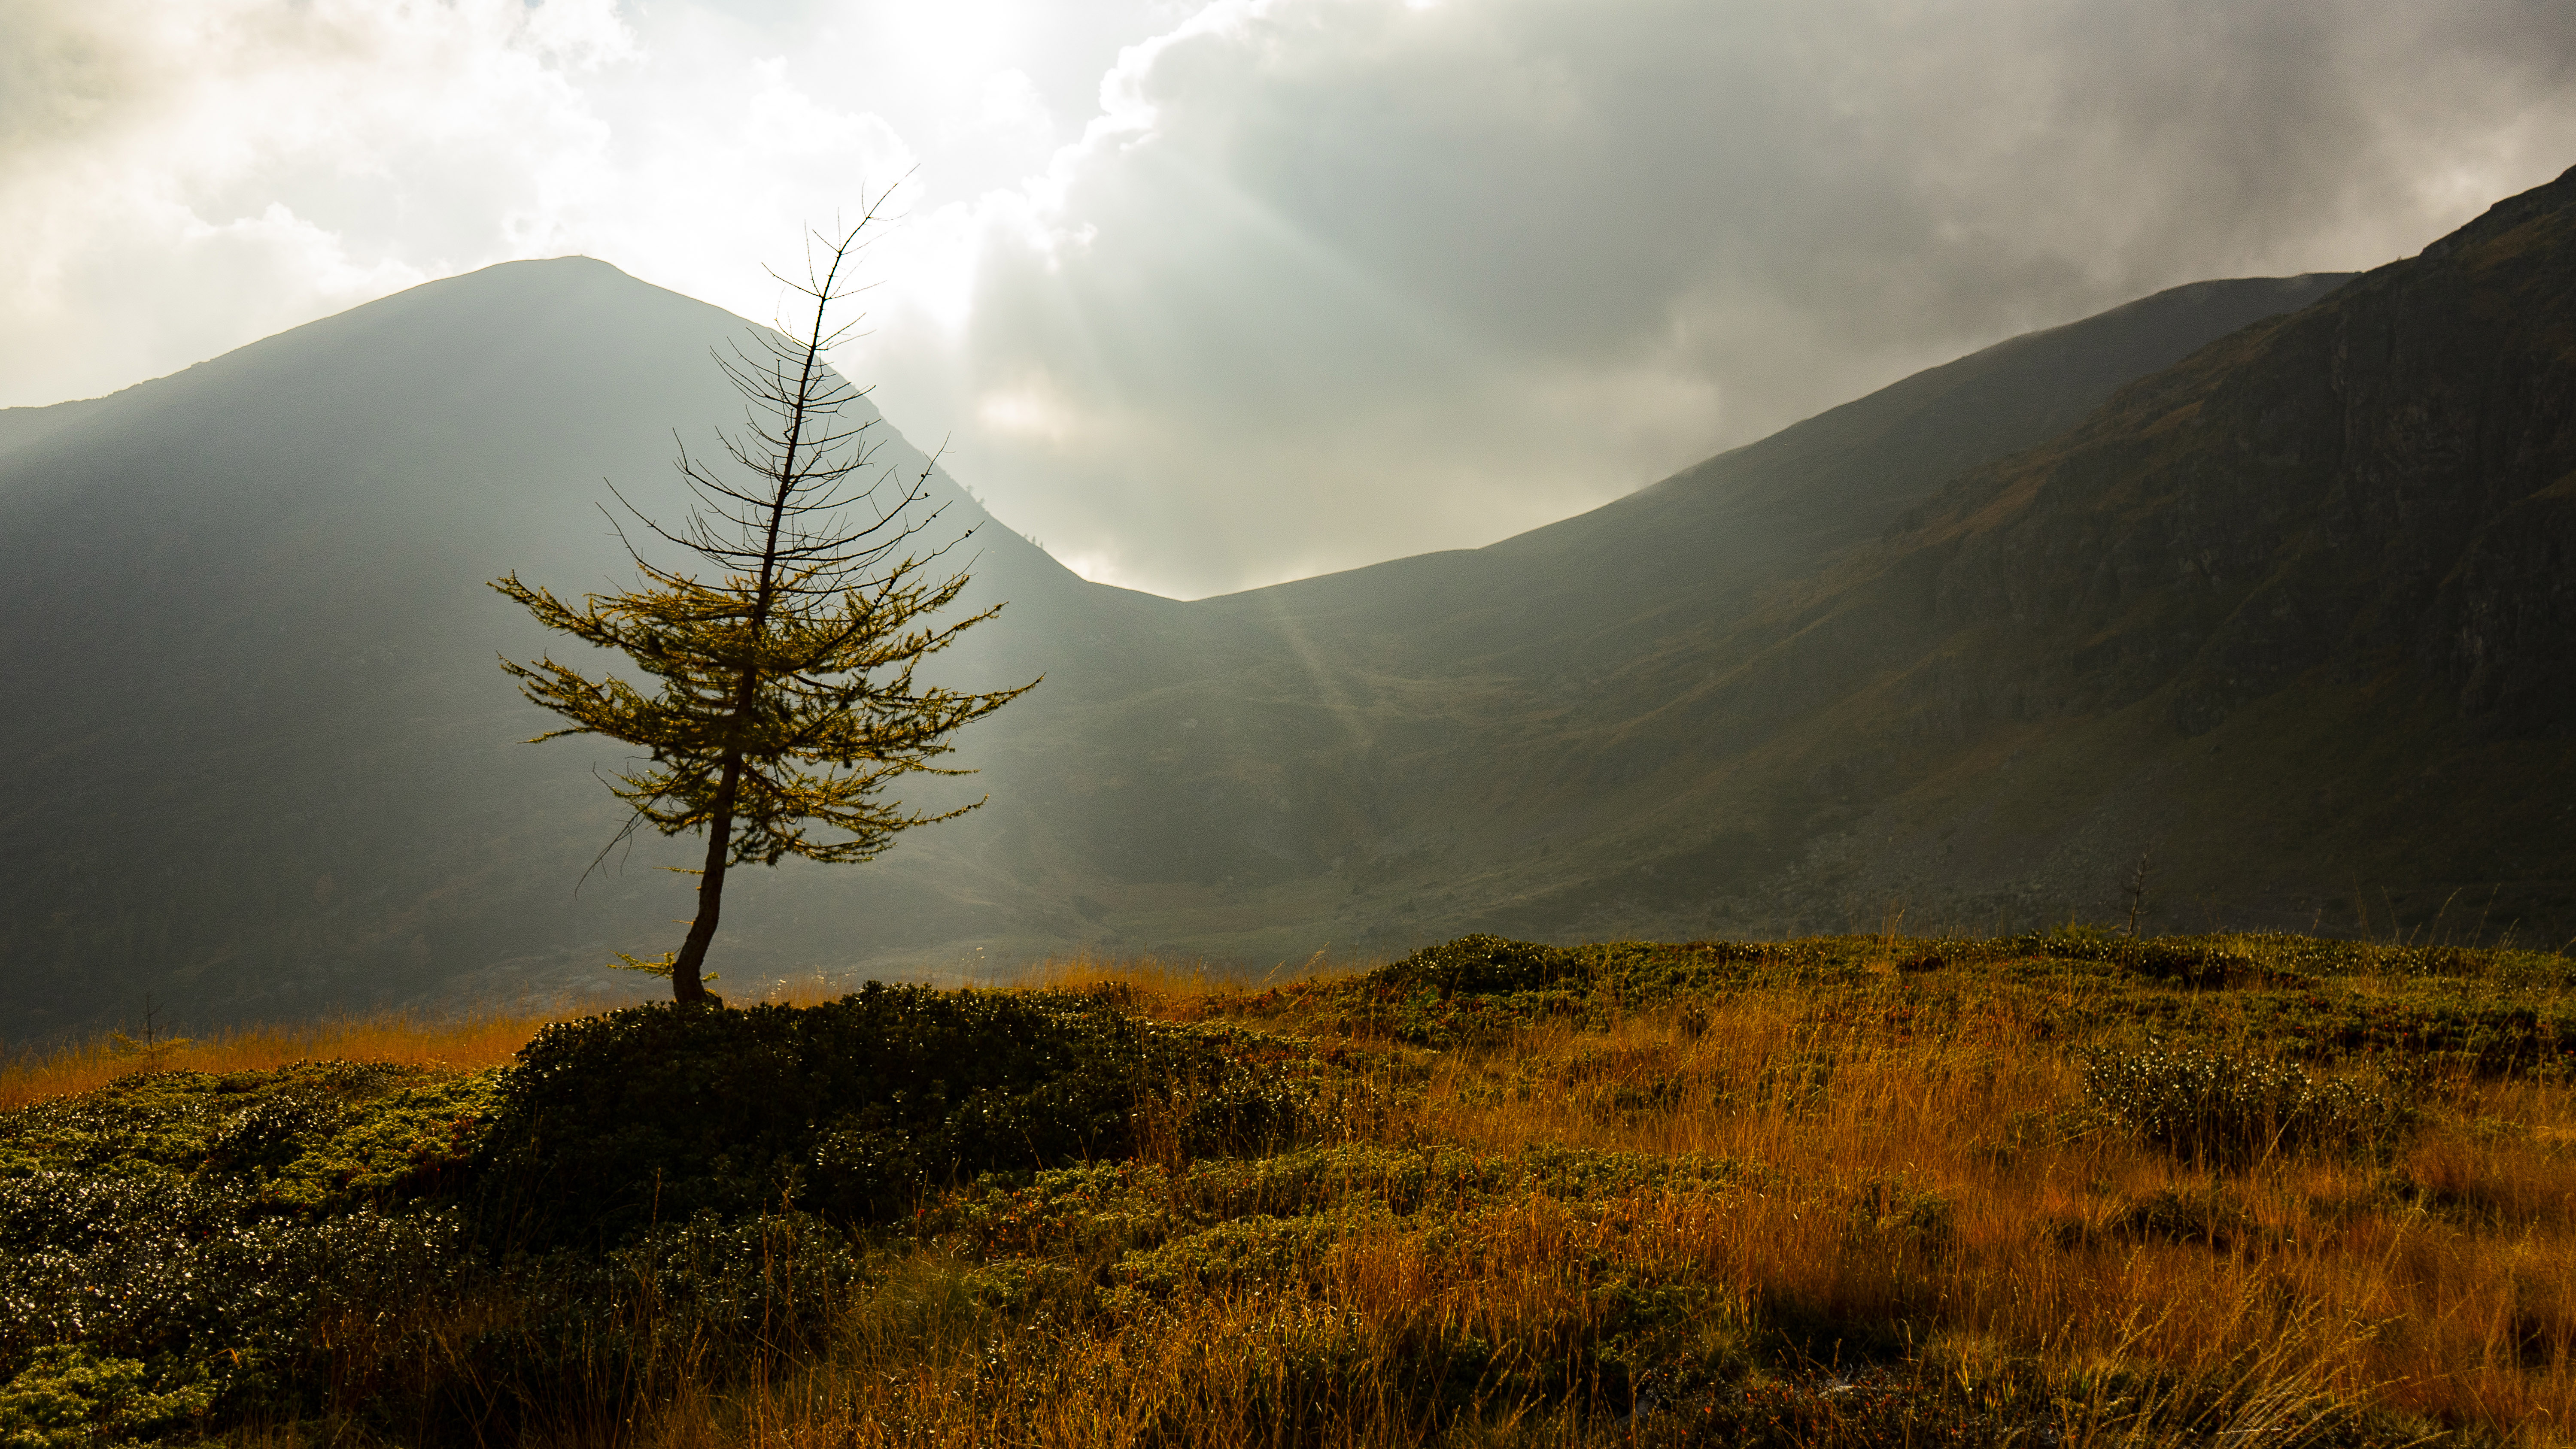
[1010,946,1366,1021]
[476,948,2576,1446]
[0,1006,572,1112]
[1373,982,2576,1434]
[0,949,1360,1112]
[9,940,2571,1444]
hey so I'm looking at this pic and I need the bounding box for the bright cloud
[851,0,2576,595]
[5,0,2575,597]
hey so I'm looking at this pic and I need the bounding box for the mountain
[974,270,2362,951]
[13,165,2572,1036]
[0,260,1280,1034]
[1805,168,2576,939]
[1209,165,2574,949]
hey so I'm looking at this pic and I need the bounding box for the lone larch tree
[493,213,1031,1005]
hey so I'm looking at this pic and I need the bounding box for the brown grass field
[0,1009,558,1113]
[640,953,2573,1447]
[6,938,2572,1447]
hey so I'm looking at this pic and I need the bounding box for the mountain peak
[2420,161,2576,261]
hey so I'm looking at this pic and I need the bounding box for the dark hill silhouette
[1012,270,2362,948]
[17,175,2569,1034]
[1208,271,2350,679]
[1312,165,2576,946]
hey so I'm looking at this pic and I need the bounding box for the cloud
[0,0,638,403]
[0,0,1155,404]
[5,0,2574,597]
[849,0,2576,597]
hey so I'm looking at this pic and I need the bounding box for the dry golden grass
[0,1006,576,1112]
[1013,950,1234,1006]
[1400,982,2576,1436]
[579,956,2576,1446]
[0,959,1142,1111]
[1010,947,1367,1021]
[15,948,2570,1446]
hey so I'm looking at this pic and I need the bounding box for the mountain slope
[12,194,2550,1034]
[1015,173,2575,955]
[0,259,1281,1032]
[1204,272,2351,679]
[1473,164,2576,942]
[988,271,2361,947]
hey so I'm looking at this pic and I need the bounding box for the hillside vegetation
[1209,162,2576,952]
[5,932,2573,1447]
[0,221,2376,1034]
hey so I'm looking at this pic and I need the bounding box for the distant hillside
[19,178,2564,1034]
[989,269,2365,954]
[1797,164,2576,941]
[0,261,1281,1033]
[1363,166,2576,948]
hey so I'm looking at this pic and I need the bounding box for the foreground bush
[0,1064,488,1437]
[0,990,1321,1440]
[471,985,1312,1249]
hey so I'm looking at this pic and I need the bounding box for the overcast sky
[8,0,2575,597]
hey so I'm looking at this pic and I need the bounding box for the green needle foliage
[492,206,1032,1004]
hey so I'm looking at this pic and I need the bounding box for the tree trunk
[669,755,744,1005]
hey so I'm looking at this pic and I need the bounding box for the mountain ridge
[8,198,2566,1033]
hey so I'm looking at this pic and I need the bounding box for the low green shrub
[923,1143,1743,1265]
[0,1345,213,1449]
[2080,1046,2418,1167]
[0,1167,468,1425]
[0,1062,500,1210]
[1373,934,1596,995]
[1363,934,1875,1005]
[0,1061,501,1430]
[1324,935,1875,1044]
[435,1210,872,1425]
[1846,1176,1958,1254]
[471,985,1313,1249]
[2023,929,2576,988]
[2234,934,2575,984]
[2023,927,2257,986]
[1117,1208,1380,1295]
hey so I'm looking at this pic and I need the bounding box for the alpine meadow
[4,12,2576,1446]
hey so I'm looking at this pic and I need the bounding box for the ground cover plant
[2,930,2571,1446]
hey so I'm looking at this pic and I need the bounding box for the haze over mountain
[0,261,1105,1032]
[17,0,2576,602]
[6,167,2573,1037]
